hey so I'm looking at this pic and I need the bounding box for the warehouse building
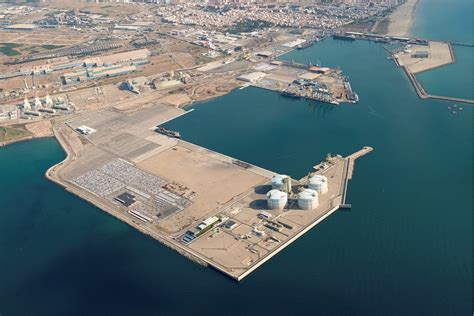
[237,72,266,83]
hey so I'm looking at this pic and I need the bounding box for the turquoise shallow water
[0,1,473,315]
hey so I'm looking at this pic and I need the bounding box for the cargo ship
[281,90,301,99]
[155,126,181,138]
[297,41,314,50]
[332,34,356,41]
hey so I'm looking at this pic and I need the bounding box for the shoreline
[387,0,419,37]
[45,113,372,281]
[0,134,55,148]
[373,0,420,36]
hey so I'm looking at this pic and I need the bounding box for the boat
[155,126,181,138]
[297,41,314,50]
[332,34,356,41]
[281,90,301,99]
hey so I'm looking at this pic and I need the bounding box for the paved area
[395,41,453,74]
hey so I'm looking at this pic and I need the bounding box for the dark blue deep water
[0,0,472,315]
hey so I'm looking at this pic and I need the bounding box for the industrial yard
[47,98,372,280]
[393,41,454,74]
[1,0,378,280]
[0,0,370,150]
[238,61,358,105]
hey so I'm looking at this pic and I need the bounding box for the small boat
[459,107,463,111]
[448,106,452,109]
[452,111,457,115]
[453,104,458,107]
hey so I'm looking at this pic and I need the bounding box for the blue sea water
[0,0,472,315]
[412,0,474,100]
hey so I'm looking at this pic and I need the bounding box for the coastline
[373,0,419,36]
[387,0,419,36]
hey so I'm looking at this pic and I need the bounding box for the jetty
[402,65,474,105]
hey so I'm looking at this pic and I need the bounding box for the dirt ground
[158,93,192,107]
[138,144,267,234]
[396,41,453,74]
[25,120,53,137]
[187,76,239,102]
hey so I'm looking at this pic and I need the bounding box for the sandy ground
[25,120,53,137]
[158,93,192,107]
[395,41,453,73]
[138,144,267,233]
[387,0,419,37]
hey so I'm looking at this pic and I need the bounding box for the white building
[237,72,266,83]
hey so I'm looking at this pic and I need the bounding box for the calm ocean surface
[0,0,472,315]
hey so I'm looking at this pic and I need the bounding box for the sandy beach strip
[387,0,420,37]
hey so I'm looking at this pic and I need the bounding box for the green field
[0,43,22,56]
[41,44,64,50]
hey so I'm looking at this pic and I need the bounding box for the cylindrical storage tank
[308,175,328,194]
[266,189,288,210]
[298,189,319,210]
[271,174,291,191]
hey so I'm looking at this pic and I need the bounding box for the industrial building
[123,77,148,94]
[223,220,238,230]
[76,125,96,135]
[255,51,273,58]
[197,216,220,231]
[237,72,266,83]
[3,23,37,30]
[412,51,429,58]
[62,65,137,84]
[114,192,136,207]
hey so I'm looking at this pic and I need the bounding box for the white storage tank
[266,189,287,210]
[308,175,328,194]
[298,189,319,210]
[271,174,291,191]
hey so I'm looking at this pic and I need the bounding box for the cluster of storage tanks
[266,174,328,211]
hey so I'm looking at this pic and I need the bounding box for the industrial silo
[271,174,291,192]
[266,189,288,210]
[298,189,319,210]
[308,175,328,194]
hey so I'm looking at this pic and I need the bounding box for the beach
[387,0,419,36]
[372,0,419,36]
